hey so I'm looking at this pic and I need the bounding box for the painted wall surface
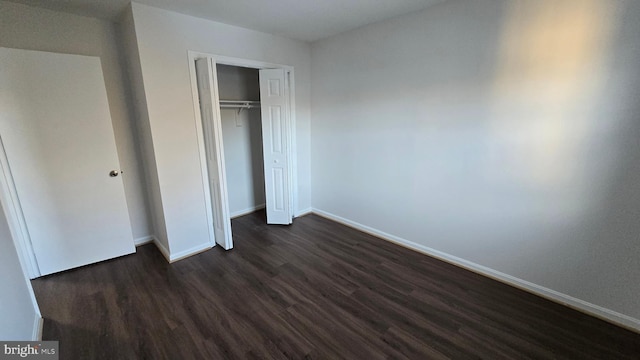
[311,0,640,321]
[0,205,40,340]
[117,6,169,250]
[0,1,151,240]
[217,65,266,216]
[129,2,311,254]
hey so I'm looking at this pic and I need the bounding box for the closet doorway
[216,64,265,218]
[189,53,297,250]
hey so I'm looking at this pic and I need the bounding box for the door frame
[0,135,43,326]
[187,51,298,245]
[0,136,40,278]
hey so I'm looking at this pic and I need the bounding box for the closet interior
[216,64,266,218]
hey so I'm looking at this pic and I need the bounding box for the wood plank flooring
[32,211,640,359]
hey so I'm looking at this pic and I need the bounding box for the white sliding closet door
[0,48,134,276]
[195,58,233,249]
[259,69,293,225]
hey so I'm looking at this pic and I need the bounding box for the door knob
[109,170,121,177]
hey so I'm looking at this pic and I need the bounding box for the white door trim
[187,51,298,236]
[0,136,43,335]
[0,136,40,278]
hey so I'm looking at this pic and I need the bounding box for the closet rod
[219,100,260,114]
[219,100,260,108]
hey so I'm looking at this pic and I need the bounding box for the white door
[195,58,233,249]
[0,48,135,276]
[259,69,293,225]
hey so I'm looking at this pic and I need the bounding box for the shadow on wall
[315,0,513,222]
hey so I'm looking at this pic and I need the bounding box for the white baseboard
[134,235,154,246]
[32,315,43,341]
[151,236,214,263]
[167,242,214,263]
[152,238,171,263]
[230,204,312,219]
[230,204,265,219]
[311,208,640,333]
[295,207,313,217]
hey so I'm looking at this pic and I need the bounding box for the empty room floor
[31,211,640,359]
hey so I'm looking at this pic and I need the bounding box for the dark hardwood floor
[32,211,640,359]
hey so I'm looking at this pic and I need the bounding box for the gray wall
[217,65,266,216]
[128,3,312,256]
[117,5,169,249]
[311,0,640,323]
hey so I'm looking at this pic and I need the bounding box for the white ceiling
[6,0,445,42]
